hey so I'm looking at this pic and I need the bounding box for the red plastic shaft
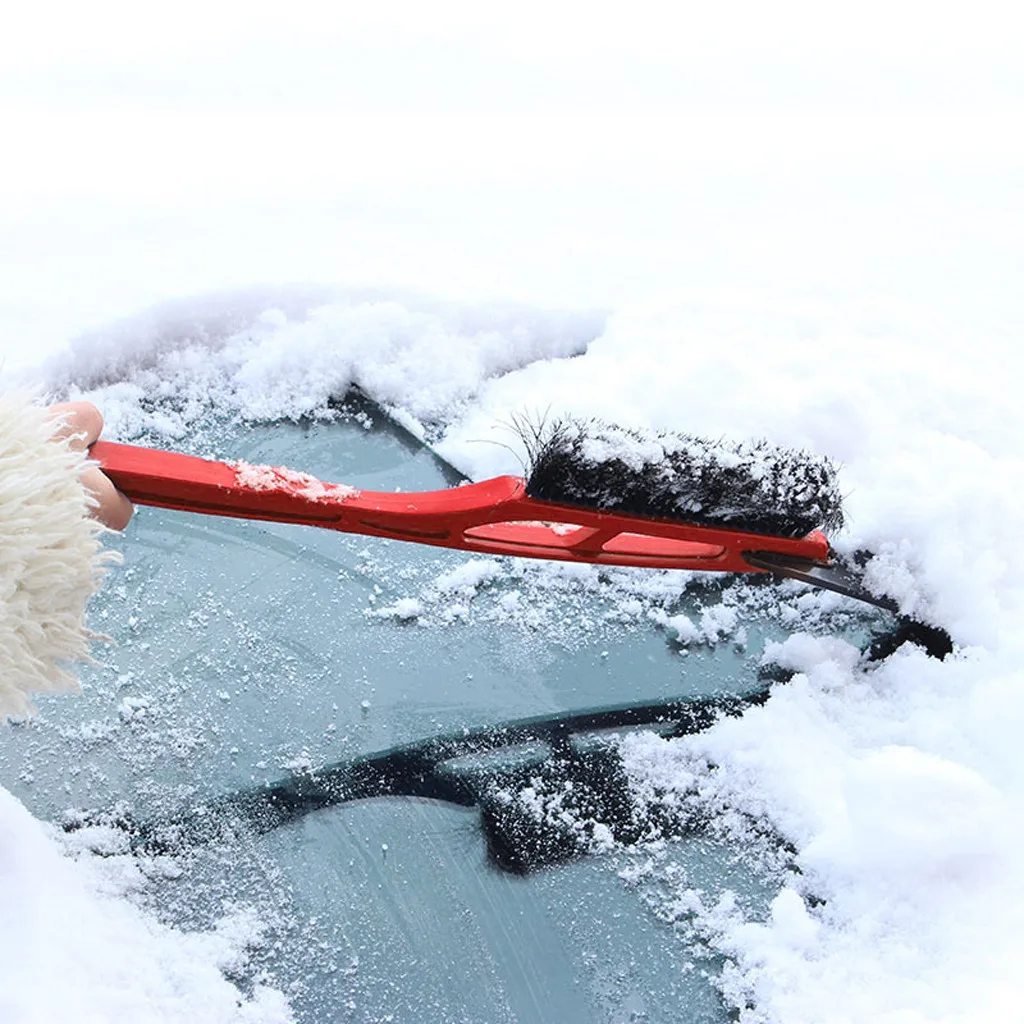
[92,440,830,572]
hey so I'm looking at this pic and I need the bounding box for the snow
[614,640,1024,1023]
[232,459,360,502]
[0,788,292,1024]
[433,559,502,595]
[368,596,424,622]
[37,294,599,436]
[3,4,1024,1023]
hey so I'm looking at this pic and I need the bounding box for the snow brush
[90,418,890,611]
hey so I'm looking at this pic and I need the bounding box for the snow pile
[433,558,503,595]
[650,601,743,647]
[0,788,291,1024]
[368,596,425,622]
[613,635,1024,1023]
[31,293,602,440]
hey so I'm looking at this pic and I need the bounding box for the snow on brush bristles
[522,416,844,539]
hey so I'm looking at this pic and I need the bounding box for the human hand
[47,402,135,531]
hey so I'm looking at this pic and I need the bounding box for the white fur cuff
[1,395,114,720]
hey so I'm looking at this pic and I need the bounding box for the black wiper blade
[128,691,769,861]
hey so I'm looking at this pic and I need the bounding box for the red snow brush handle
[91,441,829,573]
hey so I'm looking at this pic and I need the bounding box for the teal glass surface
[0,411,835,1023]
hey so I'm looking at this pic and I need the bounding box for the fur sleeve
[0,395,114,720]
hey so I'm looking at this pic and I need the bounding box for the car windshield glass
[0,408,872,1023]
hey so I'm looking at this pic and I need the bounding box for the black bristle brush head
[521,416,844,539]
